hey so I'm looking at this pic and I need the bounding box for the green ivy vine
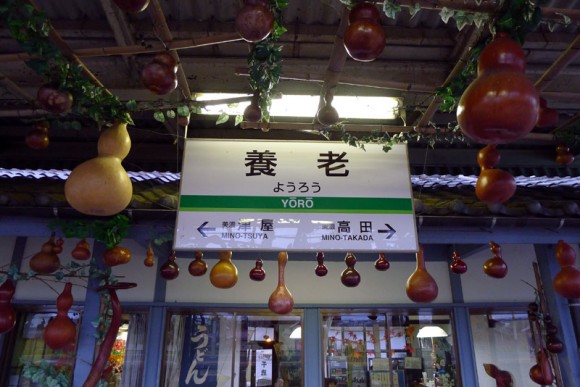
[0,0,135,127]
[49,214,130,250]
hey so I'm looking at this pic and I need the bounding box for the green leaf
[383,1,401,19]
[166,109,176,119]
[125,100,138,111]
[215,112,229,125]
[234,114,244,126]
[409,3,421,18]
[439,7,454,24]
[153,111,165,122]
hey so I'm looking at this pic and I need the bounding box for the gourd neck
[277,252,288,285]
[416,246,426,271]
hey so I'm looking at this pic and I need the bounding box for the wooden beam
[0,72,37,105]
[99,0,138,71]
[414,24,484,127]
[535,34,580,91]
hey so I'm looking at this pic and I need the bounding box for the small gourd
[315,251,328,277]
[450,251,467,274]
[71,238,91,260]
[316,91,339,126]
[483,241,508,278]
[553,240,580,299]
[44,282,76,350]
[374,253,390,271]
[29,233,61,274]
[144,243,155,267]
[160,251,180,280]
[249,259,266,281]
[268,252,294,314]
[65,121,133,216]
[210,251,238,288]
[0,279,16,334]
[341,252,361,287]
[188,251,208,276]
[406,245,438,303]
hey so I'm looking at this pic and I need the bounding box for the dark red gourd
[374,253,390,271]
[44,282,76,350]
[450,251,467,274]
[406,245,438,303]
[0,279,16,333]
[315,251,328,277]
[249,259,266,281]
[188,251,208,276]
[29,233,62,274]
[341,252,361,287]
[483,241,508,278]
[160,250,180,280]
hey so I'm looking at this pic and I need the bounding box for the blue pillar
[535,244,580,386]
[73,241,107,385]
[303,308,323,386]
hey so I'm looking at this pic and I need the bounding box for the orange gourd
[553,240,580,299]
[144,243,155,267]
[71,238,91,260]
[29,233,62,274]
[406,245,438,303]
[65,121,133,216]
[268,252,294,314]
[103,246,132,267]
[44,282,76,350]
[210,251,238,288]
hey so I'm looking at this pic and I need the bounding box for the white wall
[461,244,538,303]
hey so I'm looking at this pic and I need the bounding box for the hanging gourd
[375,253,390,271]
[244,92,263,123]
[536,97,559,128]
[103,246,132,267]
[25,121,50,150]
[475,144,516,205]
[483,241,508,278]
[343,2,386,62]
[341,252,361,287]
[529,348,554,385]
[555,143,575,166]
[449,251,467,274]
[406,245,438,303]
[144,243,155,267]
[458,32,539,144]
[315,251,328,277]
[188,251,208,276]
[29,233,62,274]
[160,250,180,280]
[210,251,238,288]
[0,279,16,334]
[235,0,274,43]
[553,240,580,299]
[71,239,91,260]
[316,91,339,126]
[249,259,266,281]
[268,252,294,314]
[43,282,76,350]
[65,121,133,216]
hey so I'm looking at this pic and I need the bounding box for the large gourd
[65,121,132,216]
[268,252,294,314]
[43,282,76,350]
[406,245,438,303]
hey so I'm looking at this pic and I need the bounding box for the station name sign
[174,140,417,252]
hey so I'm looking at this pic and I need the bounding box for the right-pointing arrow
[378,224,396,239]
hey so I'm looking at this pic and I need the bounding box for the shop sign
[175,140,417,252]
[179,316,218,386]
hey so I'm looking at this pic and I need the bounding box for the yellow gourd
[65,122,133,216]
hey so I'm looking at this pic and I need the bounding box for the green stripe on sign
[179,195,413,214]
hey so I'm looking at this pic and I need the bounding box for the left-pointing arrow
[197,221,216,237]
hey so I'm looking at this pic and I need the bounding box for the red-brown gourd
[71,238,91,260]
[458,32,539,144]
[555,143,575,166]
[529,349,554,385]
[375,253,390,271]
[249,259,266,281]
[343,2,386,62]
[29,233,61,274]
[188,251,207,276]
[160,250,180,280]
[210,251,238,288]
[341,252,361,287]
[65,121,133,216]
[25,121,50,150]
[553,240,580,299]
[483,363,513,387]
[476,144,516,205]
[235,0,274,43]
[44,282,76,350]
[104,246,132,267]
[0,279,16,334]
[483,241,508,278]
[450,251,467,274]
[315,251,328,277]
[268,252,294,314]
[406,245,438,303]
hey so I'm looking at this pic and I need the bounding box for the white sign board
[174,140,417,252]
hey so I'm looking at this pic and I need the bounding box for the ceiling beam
[99,0,139,72]
[535,34,580,92]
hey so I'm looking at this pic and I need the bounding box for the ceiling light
[416,326,448,338]
[195,93,398,120]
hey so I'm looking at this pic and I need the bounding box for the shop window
[470,312,533,386]
[161,310,302,387]
[3,310,81,386]
[104,313,148,387]
[322,311,457,387]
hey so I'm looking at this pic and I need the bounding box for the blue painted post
[73,241,107,385]
[535,244,580,386]
[303,308,323,386]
